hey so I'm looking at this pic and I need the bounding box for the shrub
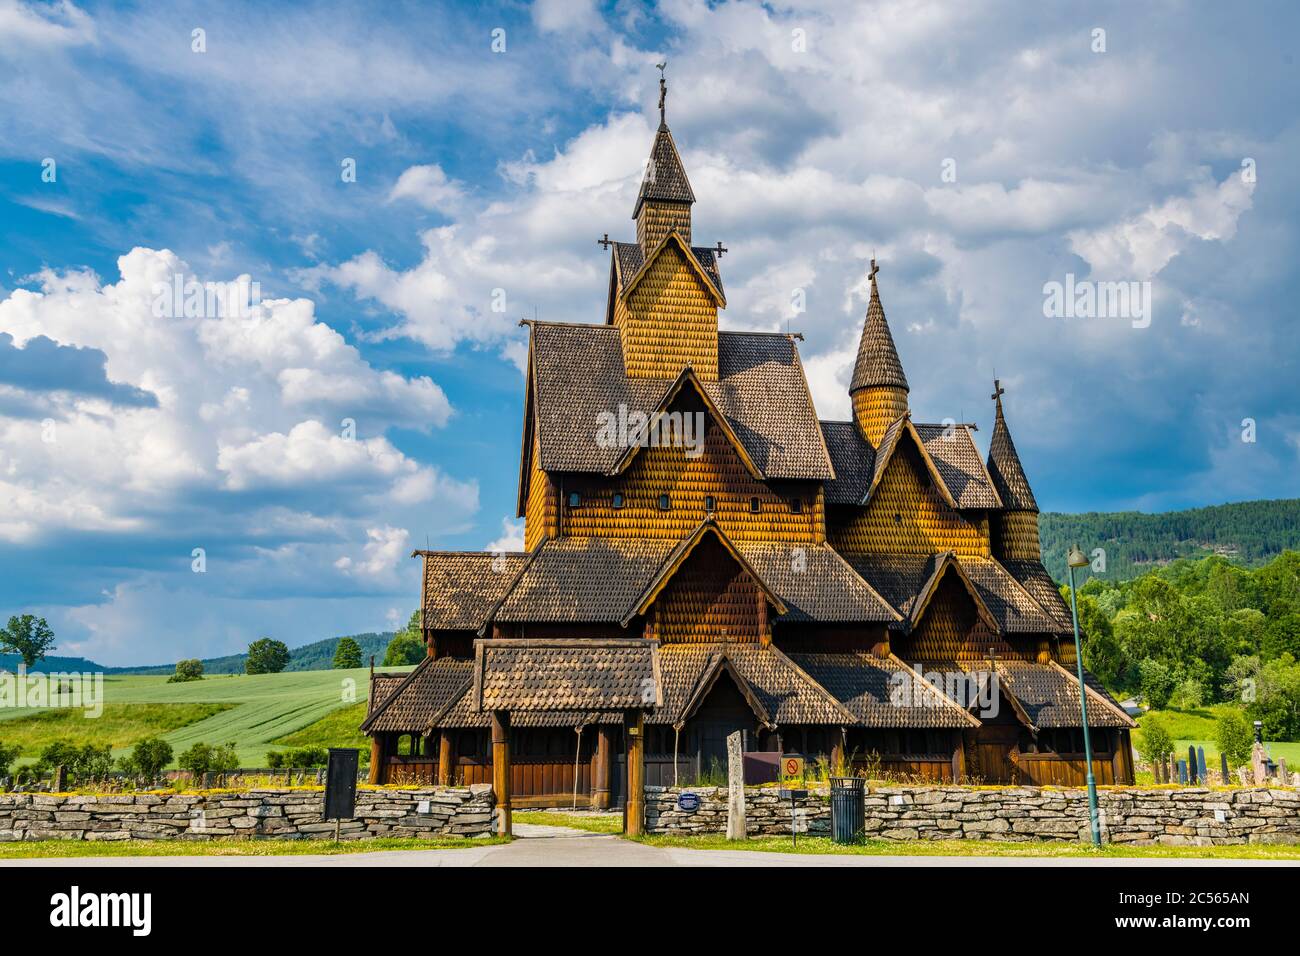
[1215,709,1254,768]
[1138,658,1176,709]
[1170,678,1205,710]
[0,741,20,780]
[178,741,240,779]
[168,659,204,683]
[333,636,363,669]
[1136,715,1174,765]
[246,638,290,675]
[34,741,114,785]
[121,737,174,782]
[266,751,284,769]
[283,747,329,768]
[382,631,423,666]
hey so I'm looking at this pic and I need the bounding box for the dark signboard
[323,748,360,821]
[677,792,700,812]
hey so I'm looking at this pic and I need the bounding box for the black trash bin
[830,777,865,844]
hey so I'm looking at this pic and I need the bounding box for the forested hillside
[106,632,395,676]
[1039,499,1300,582]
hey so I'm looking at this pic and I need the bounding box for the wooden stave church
[361,95,1135,819]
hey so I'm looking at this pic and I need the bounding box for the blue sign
[678,792,700,812]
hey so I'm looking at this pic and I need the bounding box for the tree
[333,636,362,669]
[0,742,20,780]
[245,638,290,675]
[0,614,56,668]
[168,659,204,683]
[1063,586,1125,688]
[1215,710,1254,768]
[178,741,239,778]
[383,615,424,666]
[120,737,174,783]
[1135,715,1174,766]
[1137,658,1176,709]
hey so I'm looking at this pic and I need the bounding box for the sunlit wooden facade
[362,89,1135,818]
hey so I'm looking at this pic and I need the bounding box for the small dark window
[893,512,903,524]
[749,497,761,513]
[658,494,671,511]
[704,495,716,512]
[611,493,624,510]
[568,492,581,508]
[789,498,802,514]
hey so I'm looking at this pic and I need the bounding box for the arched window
[568,491,581,508]
[612,492,624,509]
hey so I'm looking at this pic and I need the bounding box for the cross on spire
[868,257,880,282]
[991,379,1005,403]
[656,61,668,128]
[597,233,613,250]
[713,240,727,258]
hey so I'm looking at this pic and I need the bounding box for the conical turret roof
[849,269,909,393]
[987,383,1038,512]
[633,124,695,218]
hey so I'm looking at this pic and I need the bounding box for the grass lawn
[630,833,1300,860]
[0,667,414,767]
[0,835,507,860]
[273,701,370,751]
[0,703,230,757]
[514,811,623,834]
[1136,704,1300,766]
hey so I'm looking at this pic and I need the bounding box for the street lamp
[1066,544,1102,847]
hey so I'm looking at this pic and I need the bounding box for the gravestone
[53,765,67,791]
[1177,759,1188,785]
[1220,753,1230,786]
[1187,746,1198,783]
[1278,759,1289,786]
[1196,747,1207,783]
[726,731,746,841]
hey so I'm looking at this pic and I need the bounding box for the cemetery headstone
[1187,746,1198,783]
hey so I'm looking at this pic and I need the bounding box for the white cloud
[485,516,524,553]
[388,163,465,214]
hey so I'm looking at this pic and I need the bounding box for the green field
[1135,704,1300,767]
[0,667,412,768]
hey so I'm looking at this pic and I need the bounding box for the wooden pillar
[757,588,771,647]
[951,730,966,783]
[625,710,645,836]
[491,711,512,836]
[368,734,386,785]
[592,724,614,810]
[438,730,454,787]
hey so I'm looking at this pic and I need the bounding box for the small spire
[849,258,908,394]
[986,381,1038,512]
[656,61,668,129]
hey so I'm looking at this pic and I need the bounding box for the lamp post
[1066,544,1101,847]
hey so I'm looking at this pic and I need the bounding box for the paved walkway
[5,822,1298,866]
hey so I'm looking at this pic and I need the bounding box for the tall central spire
[634,63,694,252]
[849,260,909,444]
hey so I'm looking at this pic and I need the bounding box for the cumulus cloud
[388,163,465,214]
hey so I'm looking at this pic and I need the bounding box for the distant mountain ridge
[2,632,396,675]
[1039,498,1300,583]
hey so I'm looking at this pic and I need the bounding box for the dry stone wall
[0,785,496,842]
[645,784,1300,845]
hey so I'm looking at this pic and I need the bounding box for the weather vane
[656,61,667,126]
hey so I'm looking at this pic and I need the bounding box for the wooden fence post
[726,730,746,840]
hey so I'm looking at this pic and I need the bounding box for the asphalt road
[4,822,1298,866]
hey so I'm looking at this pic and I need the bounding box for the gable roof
[991,659,1136,730]
[960,556,1062,634]
[987,388,1038,512]
[525,321,833,480]
[613,240,723,299]
[1002,559,1073,630]
[417,551,528,631]
[625,520,787,624]
[737,542,899,624]
[360,656,473,734]
[617,232,724,305]
[866,417,959,510]
[790,651,981,728]
[914,423,1003,510]
[633,124,695,216]
[849,273,908,393]
[472,638,662,713]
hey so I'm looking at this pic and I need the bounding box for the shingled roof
[634,124,695,216]
[652,644,857,728]
[1002,558,1073,630]
[473,639,662,712]
[849,273,908,393]
[614,240,723,299]
[738,542,899,624]
[914,424,1002,510]
[360,657,472,734]
[527,322,832,480]
[790,652,981,728]
[493,537,676,624]
[418,551,527,630]
[987,387,1038,512]
[959,557,1061,634]
[991,659,1135,729]
[820,420,876,505]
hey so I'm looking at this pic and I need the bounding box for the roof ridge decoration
[618,230,725,306]
[609,364,759,479]
[623,519,788,625]
[849,260,909,394]
[987,379,1039,512]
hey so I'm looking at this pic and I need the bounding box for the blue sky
[0,0,1296,664]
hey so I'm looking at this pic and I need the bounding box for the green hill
[105,632,396,676]
[1039,499,1300,583]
